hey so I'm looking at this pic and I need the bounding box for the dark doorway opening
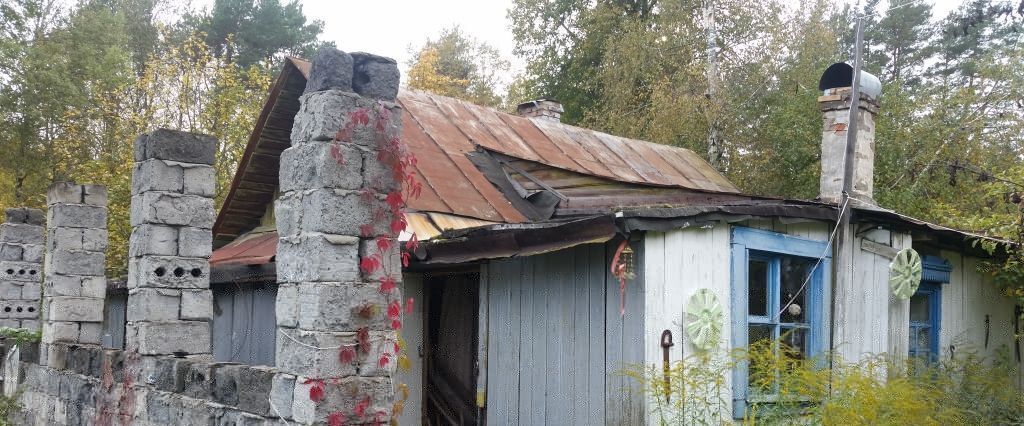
[424,271,480,425]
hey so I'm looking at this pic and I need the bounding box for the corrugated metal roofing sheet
[289,58,740,223]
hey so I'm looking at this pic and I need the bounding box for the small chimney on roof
[517,99,564,122]
[817,63,882,205]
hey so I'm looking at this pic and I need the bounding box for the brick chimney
[817,63,881,205]
[517,99,564,122]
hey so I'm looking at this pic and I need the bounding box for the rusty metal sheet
[594,133,677,186]
[458,101,543,162]
[524,117,613,176]
[559,125,646,182]
[623,139,698,188]
[400,96,508,222]
[210,231,278,267]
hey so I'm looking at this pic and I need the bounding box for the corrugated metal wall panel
[485,241,643,425]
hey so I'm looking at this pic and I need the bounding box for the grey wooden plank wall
[101,292,127,349]
[212,283,277,366]
[485,240,645,425]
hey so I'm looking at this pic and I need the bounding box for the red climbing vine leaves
[321,100,420,423]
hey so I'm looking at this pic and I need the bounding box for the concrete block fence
[1,47,407,426]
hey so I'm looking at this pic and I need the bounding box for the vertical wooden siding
[938,250,1024,387]
[101,292,127,349]
[212,283,277,366]
[485,241,644,425]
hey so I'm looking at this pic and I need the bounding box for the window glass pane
[748,325,774,395]
[779,256,813,323]
[780,326,808,361]
[910,293,929,322]
[749,259,768,317]
[915,326,931,354]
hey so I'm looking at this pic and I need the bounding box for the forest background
[1,0,1022,275]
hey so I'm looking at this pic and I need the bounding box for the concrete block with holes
[127,129,216,357]
[0,208,44,331]
[41,185,107,357]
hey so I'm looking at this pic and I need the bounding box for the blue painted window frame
[730,226,832,419]
[909,281,941,362]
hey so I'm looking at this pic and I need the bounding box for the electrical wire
[776,196,850,320]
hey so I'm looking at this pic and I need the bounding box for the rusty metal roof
[212,57,740,248]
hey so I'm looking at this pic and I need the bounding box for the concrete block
[132,159,184,195]
[291,189,386,236]
[279,142,363,192]
[269,373,295,419]
[276,233,359,283]
[4,208,43,225]
[78,322,102,344]
[42,322,79,344]
[129,224,178,257]
[19,319,38,331]
[3,208,27,224]
[212,363,242,406]
[291,375,393,424]
[45,249,105,276]
[79,277,105,299]
[46,182,83,205]
[274,328,356,377]
[47,227,83,251]
[290,90,362,143]
[81,229,108,251]
[182,165,216,197]
[177,227,212,258]
[363,148,402,193]
[0,299,37,319]
[0,243,22,261]
[134,128,217,165]
[46,204,107,229]
[128,255,209,289]
[180,360,215,399]
[305,48,354,93]
[130,192,215,228]
[236,365,275,416]
[45,275,85,297]
[357,330,399,377]
[127,288,181,321]
[82,184,107,206]
[275,284,298,328]
[359,238,401,282]
[352,52,401,100]
[0,261,41,282]
[0,223,44,245]
[21,244,43,263]
[20,281,40,299]
[46,343,69,369]
[0,281,21,299]
[296,282,388,331]
[128,321,210,355]
[46,297,103,322]
[180,290,212,320]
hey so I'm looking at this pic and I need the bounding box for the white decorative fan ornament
[889,248,923,300]
[685,289,723,351]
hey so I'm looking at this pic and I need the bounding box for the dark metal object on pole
[660,330,674,402]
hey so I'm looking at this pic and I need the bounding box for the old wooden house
[97,57,1022,424]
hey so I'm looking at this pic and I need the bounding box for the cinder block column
[0,208,45,330]
[41,183,108,360]
[275,48,403,424]
[126,129,216,357]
